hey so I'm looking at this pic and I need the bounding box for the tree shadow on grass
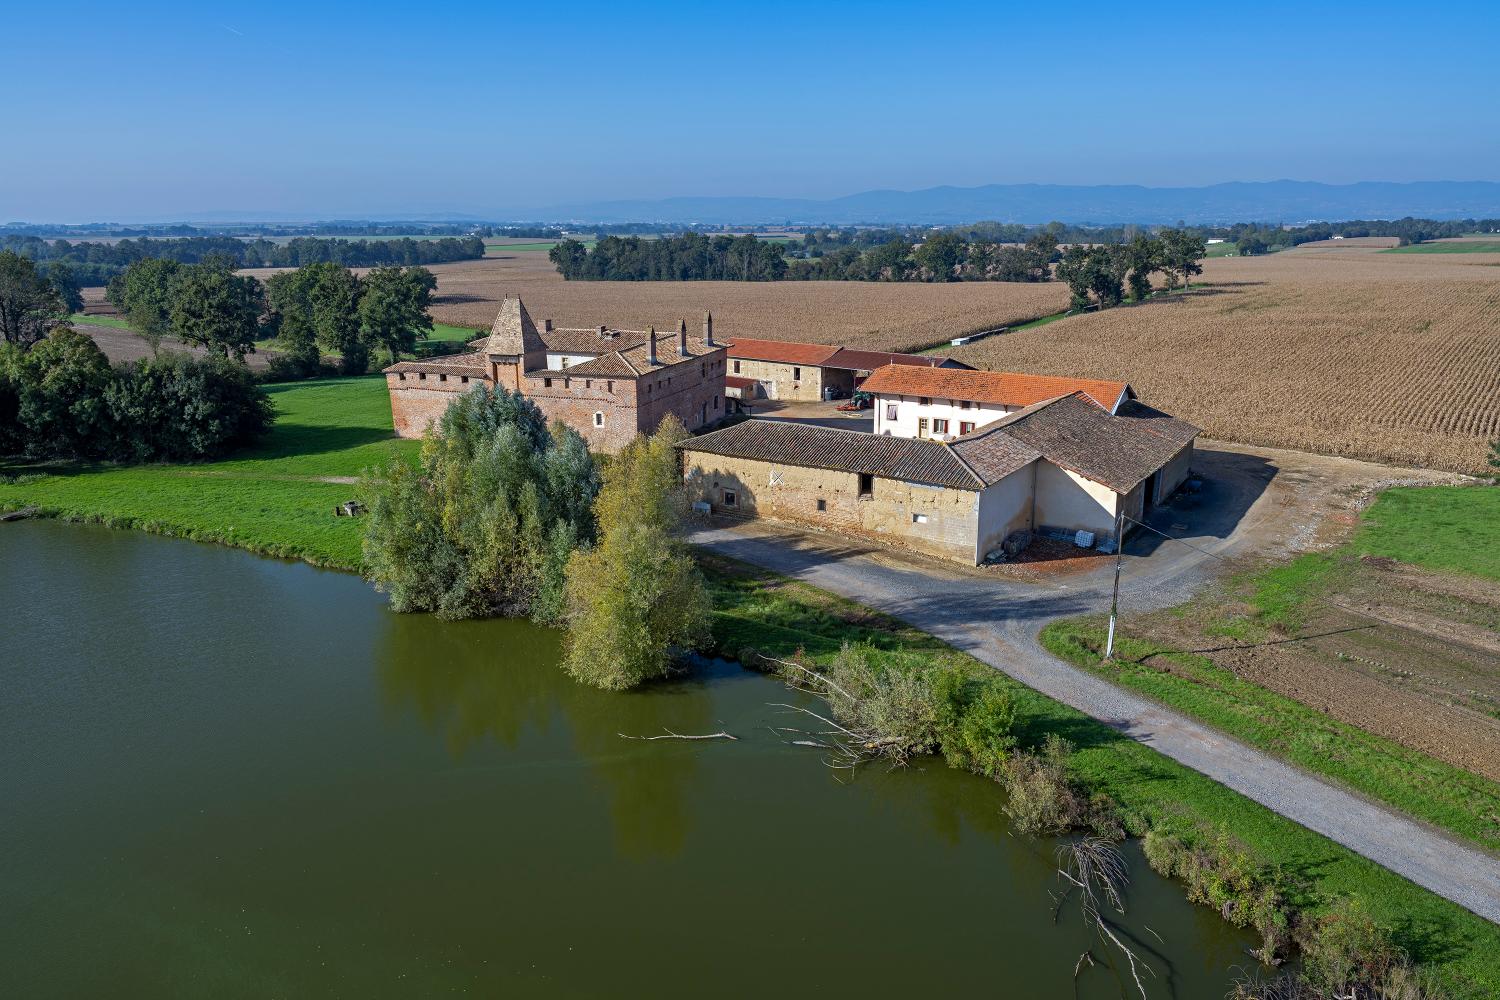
[241,422,399,464]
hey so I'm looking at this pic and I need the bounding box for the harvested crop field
[949,248,1500,473]
[398,253,1070,352]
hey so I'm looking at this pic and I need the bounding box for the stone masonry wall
[681,451,982,564]
[728,357,825,401]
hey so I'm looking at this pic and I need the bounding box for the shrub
[105,352,273,461]
[933,671,1017,778]
[1143,828,1292,964]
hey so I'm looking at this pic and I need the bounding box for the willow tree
[562,416,710,690]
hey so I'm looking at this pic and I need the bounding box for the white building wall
[1033,461,1120,539]
[871,394,1018,439]
[975,462,1037,561]
[548,352,600,371]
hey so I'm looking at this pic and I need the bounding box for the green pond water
[1,520,1251,998]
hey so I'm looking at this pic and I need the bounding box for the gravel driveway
[688,442,1500,924]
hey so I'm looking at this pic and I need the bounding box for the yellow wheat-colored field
[951,249,1500,474]
[414,253,1069,352]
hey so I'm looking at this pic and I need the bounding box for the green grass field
[69,312,133,329]
[703,555,1500,998]
[0,377,415,569]
[1352,486,1500,580]
[1385,240,1500,254]
[1205,241,1240,257]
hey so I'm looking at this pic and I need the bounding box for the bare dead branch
[618,729,738,741]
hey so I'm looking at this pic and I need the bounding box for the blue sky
[4,1,1498,221]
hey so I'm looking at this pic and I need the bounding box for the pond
[1,520,1251,997]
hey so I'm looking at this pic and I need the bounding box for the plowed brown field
[950,248,1500,474]
[401,252,1069,352]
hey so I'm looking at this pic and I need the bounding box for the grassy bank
[701,553,1500,997]
[1353,485,1500,581]
[0,376,414,569]
[1386,240,1500,254]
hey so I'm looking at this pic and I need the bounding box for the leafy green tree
[109,258,184,353]
[44,261,85,315]
[359,265,435,362]
[104,352,273,462]
[0,250,66,348]
[1158,228,1207,290]
[1120,234,1162,301]
[913,232,964,281]
[4,326,114,457]
[1236,233,1269,256]
[264,267,322,374]
[362,384,600,622]
[169,257,264,360]
[1024,230,1060,281]
[304,262,364,374]
[562,416,711,690]
[1055,245,1125,310]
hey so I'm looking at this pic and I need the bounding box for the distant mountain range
[527,181,1500,226]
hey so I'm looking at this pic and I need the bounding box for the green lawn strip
[1351,486,1500,582]
[1039,617,1500,852]
[0,377,413,570]
[1386,241,1500,254]
[698,555,1500,997]
[69,312,133,329]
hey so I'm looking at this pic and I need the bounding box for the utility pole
[1105,508,1124,660]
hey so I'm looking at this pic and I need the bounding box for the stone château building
[384,296,729,452]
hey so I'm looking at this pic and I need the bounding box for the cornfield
[416,254,1070,352]
[951,249,1500,474]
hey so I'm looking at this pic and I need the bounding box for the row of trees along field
[546,226,1206,290]
[1,234,484,287]
[1209,216,1500,255]
[550,233,789,281]
[107,256,436,376]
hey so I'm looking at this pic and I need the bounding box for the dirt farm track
[147,243,1500,475]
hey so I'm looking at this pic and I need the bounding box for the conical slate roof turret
[485,295,545,356]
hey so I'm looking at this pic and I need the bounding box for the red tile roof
[859,366,1130,412]
[725,338,842,366]
[724,375,757,390]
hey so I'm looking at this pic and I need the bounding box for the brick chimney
[647,326,657,366]
[703,311,715,346]
[677,319,688,357]
[597,325,608,339]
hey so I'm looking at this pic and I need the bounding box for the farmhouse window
[594,412,604,427]
[438,374,447,382]
[722,488,738,508]
[418,373,426,380]
[543,378,552,388]
[932,419,949,434]
[885,403,898,420]
[398,373,406,381]
[461,376,469,384]
[919,397,930,406]
[733,360,741,374]
[607,381,614,393]
[912,513,929,525]
[858,473,874,499]
[959,421,975,434]
[816,499,826,512]
[960,400,972,410]
[793,367,802,380]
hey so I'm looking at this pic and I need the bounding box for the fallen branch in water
[618,729,738,741]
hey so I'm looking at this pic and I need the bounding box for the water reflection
[376,611,717,859]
